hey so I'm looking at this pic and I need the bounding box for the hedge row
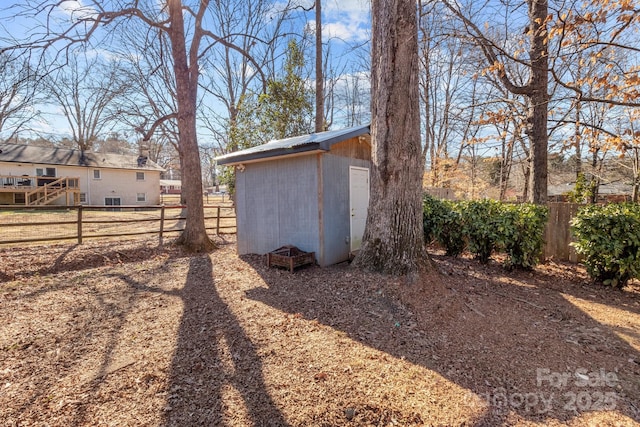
[423,196,640,288]
[571,203,640,288]
[422,196,548,270]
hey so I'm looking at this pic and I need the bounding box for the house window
[79,193,87,203]
[136,193,146,202]
[36,167,56,177]
[105,197,121,212]
[93,169,101,179]
[136,172,145,181]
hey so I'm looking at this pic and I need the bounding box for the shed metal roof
[215,124,370,165]
[0,143,164,171]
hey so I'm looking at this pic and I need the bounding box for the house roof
[215,124,370,165]
[0,143,164,171]
[548,181,633,196]
[160,179,182,186]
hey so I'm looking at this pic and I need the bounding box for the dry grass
[1,237,639,426]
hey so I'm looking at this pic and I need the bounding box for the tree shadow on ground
[163,255,289,426]
[245,255,640,426]
[0,240,185,283]
[5,271,153,425]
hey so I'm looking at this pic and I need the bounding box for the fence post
[216,206,221,235]
[77,205,83,244]
[159,205,165,246]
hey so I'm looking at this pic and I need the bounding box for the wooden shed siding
[235,156,320,258]
[235,162,279,255]
[321,154,370,266]
[328,137,371,160]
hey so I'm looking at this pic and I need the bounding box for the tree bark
[315,0,324,133]
[167,0,214,252]
[353,0,431,276]
[633,148,639,203]
[527,0,549,204]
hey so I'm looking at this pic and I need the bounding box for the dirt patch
[1,236,639,426]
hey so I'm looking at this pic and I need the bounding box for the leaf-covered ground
[1,236,639,426]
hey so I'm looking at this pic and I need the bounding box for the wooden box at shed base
[267,245,315,273]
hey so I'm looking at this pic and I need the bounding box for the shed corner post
[316,153,325,267]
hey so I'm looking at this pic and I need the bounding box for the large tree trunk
[633,149,640,203]
[527,0,549,204]
[314,0,324,133]
[167,0,214,252]
[353,0,430,276]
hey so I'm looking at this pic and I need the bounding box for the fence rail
[0,202,588,262]
[0,204,236,247]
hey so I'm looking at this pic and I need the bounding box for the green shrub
[423,196,548,268]
[571,203,640,288]
[566,172,593,203]
[461,199,503,264]
[422,194,444,244]
[423,195,466,257]
[497,203,548,270]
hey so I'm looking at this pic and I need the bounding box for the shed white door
[349,166,369,252]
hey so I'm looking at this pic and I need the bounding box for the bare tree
[336,69,370,127]
[1,0,274,251]
[418,6,482,188]
[43,52,130,151]
[0,53,41,142]
[116,26,183,196]
[353,0,431,276]
[314,0,324,132]
[548,1,640,196]
[442,0,550,204]
[198,0,295,153]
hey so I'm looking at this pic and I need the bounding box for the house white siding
[0,159,161,206]
[87,167,160,205]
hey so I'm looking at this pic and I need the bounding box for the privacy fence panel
[544,202,582,262]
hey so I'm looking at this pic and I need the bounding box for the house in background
[216,124,371,267]
[160,179,182,194]
[0,143,164,206]
[548,181,633,203]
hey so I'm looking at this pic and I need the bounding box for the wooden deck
[0,175,81,205]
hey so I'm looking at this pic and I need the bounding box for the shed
[216,124,371,267]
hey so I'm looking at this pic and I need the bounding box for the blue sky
[309,0,370,44]
[0,0,372,141]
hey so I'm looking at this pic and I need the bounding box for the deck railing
[1,175,80,189]
[0,174,38,188]
[1,175,80,205]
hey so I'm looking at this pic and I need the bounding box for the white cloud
[313,0,371,44]
[324,0,370,15]
[280,0,370,44]
[323,21,369,43]
[57,1,97,20]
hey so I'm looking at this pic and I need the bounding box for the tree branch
[200,29,268,93]
[139,113,178,142]
[440,0,530,96]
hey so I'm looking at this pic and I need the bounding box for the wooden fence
[0,201,590,263]
[0,204,236,247]
[544,202,581,262]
